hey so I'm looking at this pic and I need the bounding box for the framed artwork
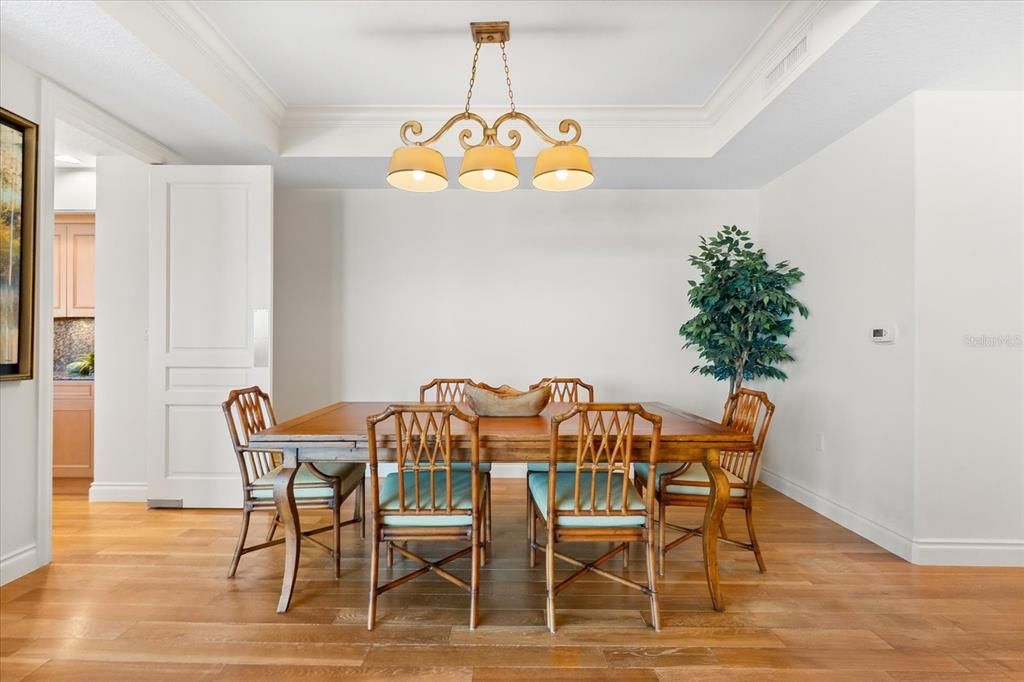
[0,107,38,381]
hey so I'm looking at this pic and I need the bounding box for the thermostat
[871,326,897,344]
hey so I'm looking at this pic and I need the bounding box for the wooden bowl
[464,382,551,417]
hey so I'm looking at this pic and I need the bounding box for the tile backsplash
[54,318,95,373]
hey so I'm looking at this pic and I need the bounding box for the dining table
[249,400,754,614]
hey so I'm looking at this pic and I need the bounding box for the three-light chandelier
[387,21,594,193]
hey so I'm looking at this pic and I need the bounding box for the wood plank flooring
[1,481,1022,680]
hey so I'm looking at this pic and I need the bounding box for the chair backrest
[367,403,480,517]
[548,403,662,521]
[720,388,775,485]
[222,386,278,489]
[419,378,473,403]
[530,377,595,402]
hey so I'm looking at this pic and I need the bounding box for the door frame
[25,80,180,579]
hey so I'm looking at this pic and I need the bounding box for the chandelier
[387,21,594,193]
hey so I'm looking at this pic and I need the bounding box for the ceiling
[2,1,1022,189]
[192,0,785,107]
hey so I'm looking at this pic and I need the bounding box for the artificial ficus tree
[679,225,809,397]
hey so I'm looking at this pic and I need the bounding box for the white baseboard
[489,464,527,478]
[88,481,148,502]
[0,544,40,585]
[758,468,914,561]
[911,539,1024,567]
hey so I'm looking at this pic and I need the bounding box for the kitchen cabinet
[53,380,94,479]
[54,213,95,318]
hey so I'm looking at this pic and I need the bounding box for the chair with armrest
[222,386,365,579]
[633,387,775,574]
[366,403,484,629]
[528,403,662,632]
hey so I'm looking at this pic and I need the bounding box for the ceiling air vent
[764,35,808,94]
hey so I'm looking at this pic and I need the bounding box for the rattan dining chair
[366,404,485,630]
[419,378,491,545]
[633,388,775,574]
[222,386,366,579]
[529,377,595,403]
[419,377,473,403]
[528,403,662,632]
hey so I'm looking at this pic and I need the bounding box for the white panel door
[148,166,273,508]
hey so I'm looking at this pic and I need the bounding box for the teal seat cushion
[633,463,746,497]
[452,462,491,473]
[528,471,647,528]
[251,462,364,500]
[379,470,474,526]
[526,462,578,473]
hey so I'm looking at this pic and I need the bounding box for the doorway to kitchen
[51,121,100,497]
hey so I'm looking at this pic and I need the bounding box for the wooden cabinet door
[54,225,68,317]
[53,382,94,478]
[67,224,96,316]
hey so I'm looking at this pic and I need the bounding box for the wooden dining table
[249,400,754,614]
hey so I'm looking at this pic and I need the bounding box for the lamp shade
[532,144,594,191]
[387,146,448,192]
[458,146,519,192]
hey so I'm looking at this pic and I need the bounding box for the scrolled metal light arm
[400,112,583,151]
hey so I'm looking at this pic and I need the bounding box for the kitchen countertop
[55,373,94,381]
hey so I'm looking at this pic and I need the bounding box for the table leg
[702,447,729,612]
[274,450,300,614]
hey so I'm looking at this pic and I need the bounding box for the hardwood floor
[1,482,1022,680]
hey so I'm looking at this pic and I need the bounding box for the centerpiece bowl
[464,381,551,417]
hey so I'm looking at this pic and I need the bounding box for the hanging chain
[464,42,481,116]
[500,41,516,114]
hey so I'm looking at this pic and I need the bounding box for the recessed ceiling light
[55,154,82,165]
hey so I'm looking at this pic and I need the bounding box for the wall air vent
[764,35,809,95]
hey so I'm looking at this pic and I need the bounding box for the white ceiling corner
[152,0,287,123]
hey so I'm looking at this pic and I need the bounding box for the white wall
[0,53,46,584]
[757,97,919,556]
[274,189,760,473]
[759,92,1024,566]
[91,156,150,501]
[272,190,340,420]
[54,167,96,211]
[912,92,1023,565]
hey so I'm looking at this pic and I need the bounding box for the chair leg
[480,484,488,567]
[658,498,667,577]
[623,541,630,569]
[354,479,366,539]
[367,524,380,630]
[386,541,394,568]
[333,498,342,579]
[227,508,251,578]
[645,528,661,631]
[485,472,493,544]
[528,498,537,568]
[545,526,556,633]
[745,503,766,573]
[266,511,279,542]
[470,516,481,630]
[525,475,532,539]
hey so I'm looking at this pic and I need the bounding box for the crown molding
[96,0,877,160]
[276,1,878,158]
[282,105,709,129]
[96,0,282,153]
[153,1,287,123]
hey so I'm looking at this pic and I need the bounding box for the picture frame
[0,107,38,381]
